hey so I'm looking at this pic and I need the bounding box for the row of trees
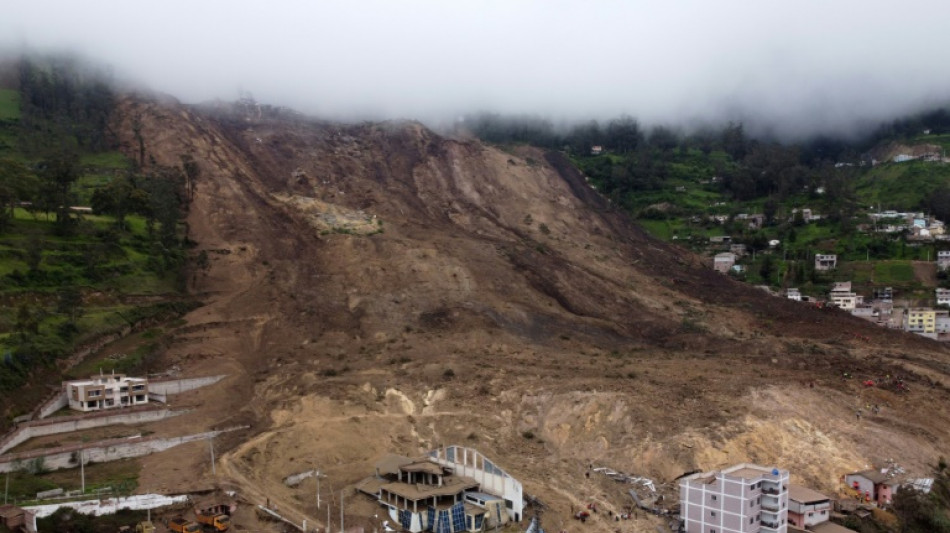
[464,113,747,157]
[465,105,950,220]
[0,151,196,242]
[16,55,115,154]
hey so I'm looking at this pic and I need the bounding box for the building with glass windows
[358,446,522,533]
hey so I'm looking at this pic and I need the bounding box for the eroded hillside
[111,95,950,532]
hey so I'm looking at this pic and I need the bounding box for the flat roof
[381,475,479,501]
[722,464,784,479]
[401,461,445,475]
[727,467,772,479]
[847,469,887,484]
[357,477,387,496]
[376,454,414,476]
[788,485,830,504]
[0,505,25,518]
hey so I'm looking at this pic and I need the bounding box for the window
[750,517,754,524]
[710,511,716,517]
[711,495,717,501]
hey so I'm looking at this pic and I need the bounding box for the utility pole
[327,500,331,533]
[209,437,216,476]
[78,434,90,494]
[4,471,8,504]
[312,467,324,510]
[340,490,344,533]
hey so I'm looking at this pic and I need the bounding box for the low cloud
[3,0,950,138]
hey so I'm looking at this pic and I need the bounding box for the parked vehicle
[168,517,201,533]
[195,510,230,531]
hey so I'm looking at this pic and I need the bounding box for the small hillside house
[815,254,837,271]
[65,372,148,412]
[787,485,831,529]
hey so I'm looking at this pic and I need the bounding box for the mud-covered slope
[112,96,950,532]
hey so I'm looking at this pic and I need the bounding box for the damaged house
[358,445,523,533]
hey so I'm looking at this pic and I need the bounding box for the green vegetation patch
[857,161,950,210]
[80,151,131,169]
[873,260,916,284]
[0,88,20,120]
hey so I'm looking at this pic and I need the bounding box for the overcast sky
[3,0,950,138]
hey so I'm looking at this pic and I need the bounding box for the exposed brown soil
[913,260,938,286]
[98,96,950,533]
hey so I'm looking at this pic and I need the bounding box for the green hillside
[0,57,198,426]
[856,160,950,210]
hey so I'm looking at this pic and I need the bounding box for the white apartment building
[937,288,950,307]
[786,289,801,302]
[714,253,738,274]
[680,463,790,533]
[814,254,837,271]
[66,373,149,412]
[829,282,860,311]
[938,251,950,271]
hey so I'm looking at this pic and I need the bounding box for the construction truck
[195,510,230,531]
[168,517,201,533]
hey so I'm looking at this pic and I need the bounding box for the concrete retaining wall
[0,407,185,455]
[147,375,227,395]
[36,391,68,419]
[0,427,245,473]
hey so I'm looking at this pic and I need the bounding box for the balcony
[761,480,783,495]
[761,499,780,512]
[760,521,781,533]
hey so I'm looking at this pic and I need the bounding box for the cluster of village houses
[679,462,933,533]
[348,443,934,533]
[861,211,950,241]
[708,210,950,341]
[1,388,936,533]
[714,247,950,341]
